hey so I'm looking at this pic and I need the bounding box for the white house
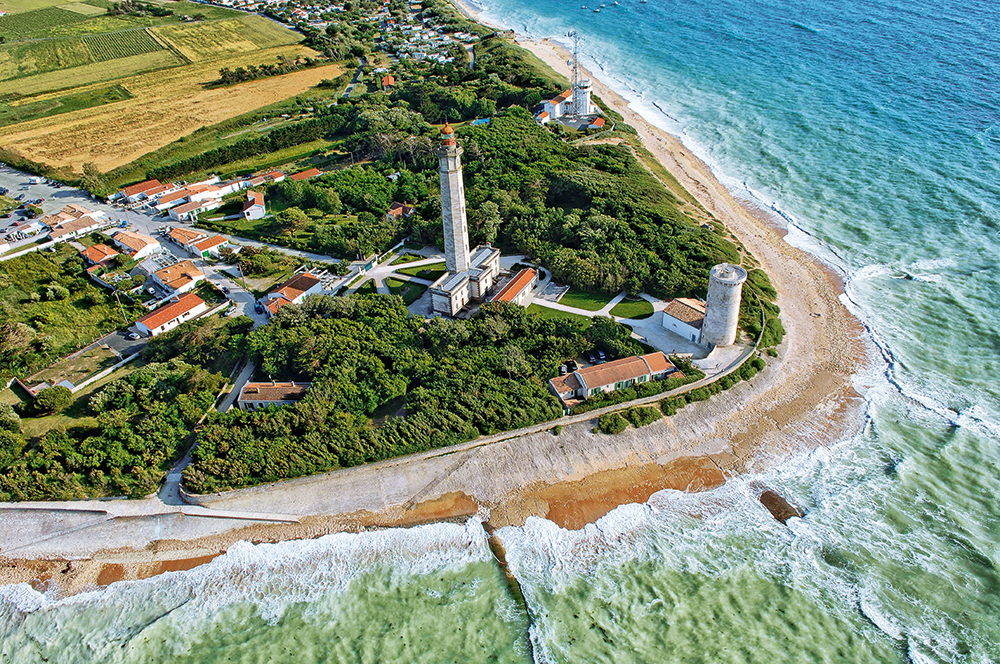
[112,230,161,260]
[242,191,266,220]
[263,272,323,316]
[151,259,205,295]
[44,204,107,242]
[169,199,221,222]
[661,297,706,344]
[135,293,207,337]
[542,90,572,119]
[192,235,231,258]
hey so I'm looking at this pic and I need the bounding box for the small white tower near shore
[702,263,748,347]
[436,123,470,274]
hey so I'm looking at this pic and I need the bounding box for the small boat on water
[593,7,600,11]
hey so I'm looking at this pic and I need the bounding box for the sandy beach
[0,8,875,597]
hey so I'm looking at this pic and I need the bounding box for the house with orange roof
[192,235,230,258]
[242,191,266,220]
[117,179,162,203]
[548,352,677,408]
[381,74,395,90]
[535,110,550,125]
[135,293,208,337]
[387,201,415,219]
[263,271,323,316]
[490,268,537,306]
[588,117,606,130]
[542,90,572,119]
[169,226,208,249]
[290,167,322,181]
[112,230,161,260]
[80,244,119,266]
[168,198,222,222]
[151,259,205,295]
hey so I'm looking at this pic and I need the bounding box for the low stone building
[661,297,706,344]
[490,267,537,306]
[238,381,310,411]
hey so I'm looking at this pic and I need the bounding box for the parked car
[254,302,265,314]
[559,364,568,376]
[127,332,141,340]
[0,214,9,219]
[597,349,606,362]
[587,351,597,364]
[14,194,24,201]
[222,286,230,294]
[567,360,578,371]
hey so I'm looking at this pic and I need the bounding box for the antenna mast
[569,30,580,90]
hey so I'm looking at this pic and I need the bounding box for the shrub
[625,406,661,428]
[552,425,562,436]
[598,412,629,434]
[33,386,72,414]
[661,397,684,417]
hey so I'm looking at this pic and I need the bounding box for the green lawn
[395,261,446,281]
[16,359,142,443]
[385,276,427,305]
[558,287,619,312]
[609,298,655,320]
[526,303,592,325]
[355,279,377,295]
[389,252,424,266]
[28,344,118,387]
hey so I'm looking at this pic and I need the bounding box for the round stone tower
[701,263,748,348]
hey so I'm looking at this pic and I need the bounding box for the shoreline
[0,7,876,598]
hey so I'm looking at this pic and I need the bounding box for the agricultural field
[152,16,301,61]
[0,84,132,127]
[0,38,94,80]
[0,45,339,171]
[0,50,181,96]
[0,0,77,12]
[83,28,164,62]
[0,6,90,38]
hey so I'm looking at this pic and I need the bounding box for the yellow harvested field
[152,16,299,61]
[0,49,182,96]
[0,46,341,172]
[57,2,107,15]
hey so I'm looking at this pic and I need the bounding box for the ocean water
[3,0,1000,661]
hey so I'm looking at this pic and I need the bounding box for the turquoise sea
[3,0,999,661]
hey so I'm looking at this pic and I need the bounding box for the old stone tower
[437,123,470,274]
[701,263,748,347]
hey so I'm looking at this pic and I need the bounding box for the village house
[542,90,573,119]
[151,259,205,295]
[116,179,163,204]
[490,268,537,306]
[589,117,606,130]
[263,271,323,316]
[135,292,208,337]
[169,226,208,250]
[661,297,706,344]
[237,381,311,411]
[548,352,677,408]
[112,230,161,260]
[381,74,395,90]
[387,201,415,219]
[192,235,231,258]
[169,199,222,222]
[79,244,119,266]
[44,204,108,242]
[290,167,322,181]
[242,191,266,220]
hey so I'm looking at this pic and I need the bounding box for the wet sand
[0,6,876,597]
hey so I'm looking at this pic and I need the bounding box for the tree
[317,189,342,215]
[278,207,310,233]
[81,162,107,195]
[33,386,72,415]
[0,403,20,433]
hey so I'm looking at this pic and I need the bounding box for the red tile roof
[242,191,264,211]
[154,259,204,290]
[589,117,606,128]
[492,268,536,303]
[193,235,227,252]
[113,230,158,254]
[381,74,395,88]
[169,227,207,245]
[122,179,162,197]
[272,272,321,302]
[80,244,119,264]
[576,355,650,389]
[640,352,673,374]
[290,167,322,181]
[138,293,205,330]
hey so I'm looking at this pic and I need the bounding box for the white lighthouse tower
[429,124,501,317]
[436,122,470,274]
[701,263,748,347]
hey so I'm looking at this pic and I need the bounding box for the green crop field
[0,7,89,37]
[83,28,163,61]
[0,84,132,127]
[153,16,300,62]
[0,38,94,80]
[0,49,181,95]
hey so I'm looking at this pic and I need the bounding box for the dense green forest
[0,360,226,500]
[184,293,645,492]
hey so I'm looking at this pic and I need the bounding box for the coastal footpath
[0,18,873,595]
